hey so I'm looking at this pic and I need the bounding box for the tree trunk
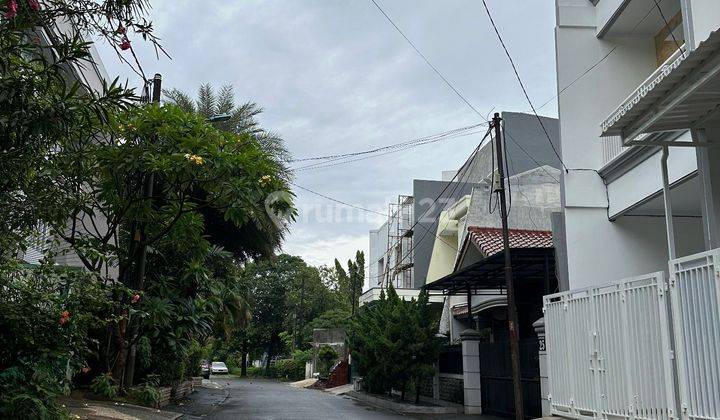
[111,314,129,391]
[264,341,273,375]
[241,337,248,377]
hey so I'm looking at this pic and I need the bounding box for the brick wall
[317,359,349,389]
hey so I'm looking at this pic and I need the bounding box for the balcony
[601,30,720,145]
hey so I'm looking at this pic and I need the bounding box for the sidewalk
[60,397,181,420]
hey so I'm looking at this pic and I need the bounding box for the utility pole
[492,112,524,420]
[124,73,162,389]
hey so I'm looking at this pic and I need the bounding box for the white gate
[544,272,677,419]
[669,249,720,420]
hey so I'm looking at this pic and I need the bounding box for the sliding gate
[544,272,676,419]
[544,249,720,420]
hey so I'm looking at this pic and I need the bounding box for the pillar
[533,317,551,417]
[460,329,482,414]
[694,127,720,250]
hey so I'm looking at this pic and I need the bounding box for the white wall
[555,0,707,290]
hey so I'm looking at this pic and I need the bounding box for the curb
[345,390,461,415]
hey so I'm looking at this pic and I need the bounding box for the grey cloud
[96,0,557,267]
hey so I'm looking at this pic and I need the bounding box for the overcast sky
[96,0,558,268]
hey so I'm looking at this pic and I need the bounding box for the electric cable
[368,0,486,120]
[288,123,486,163]
[481,0,567,172]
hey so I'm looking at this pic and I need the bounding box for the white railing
[669,249,720,420]
[544,272,676,420]
[602,135,625,165]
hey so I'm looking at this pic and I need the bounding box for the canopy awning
[423,247,556,295]
[600,30,720,146]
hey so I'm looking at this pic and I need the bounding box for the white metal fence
[544,272,676,419]
[669,249,720,420]
[545,249,720,420]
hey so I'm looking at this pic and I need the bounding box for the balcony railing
[601,135,625,165]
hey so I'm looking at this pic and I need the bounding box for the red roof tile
[467,226,553,257]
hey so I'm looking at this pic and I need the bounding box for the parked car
[211,361,229,374]
[200,360,210,379]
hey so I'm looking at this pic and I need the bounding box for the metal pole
[661,146,677,260]
[493,113,524,420]
[124,73,162,389]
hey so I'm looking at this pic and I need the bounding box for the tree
[334,250,365,314]
[0,0,154,258]
[349,285,440,402]
[164,84,292,260]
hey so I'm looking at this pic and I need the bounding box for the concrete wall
[465,167,561,233]
[367,225,388,291]
[413,180,476,288]
[460,112,561,184]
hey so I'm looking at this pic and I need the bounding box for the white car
[211,361,229,374]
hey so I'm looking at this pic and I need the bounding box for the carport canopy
[423,247,556,296]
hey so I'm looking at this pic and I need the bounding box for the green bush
[128,383,161,407]
[90,374,118,399]
[0,264,127,417]
[349,285,440,400]
[273,359,302,381]
[186,340,205,377]
[317,345,339,379]
[225,352,244,370]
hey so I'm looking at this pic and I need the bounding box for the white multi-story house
[544,1,720,419]
[20,21,116,277]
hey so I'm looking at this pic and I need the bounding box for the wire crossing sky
[97,0,558,267]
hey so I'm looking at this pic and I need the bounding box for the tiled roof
[451,304,468,316]
[467,226,553,257]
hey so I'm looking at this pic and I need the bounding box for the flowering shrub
[0,263,130,417]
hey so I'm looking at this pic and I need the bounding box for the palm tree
[164,84,294,260]
[164,84,291,176]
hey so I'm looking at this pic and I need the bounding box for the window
[377,259,384,285]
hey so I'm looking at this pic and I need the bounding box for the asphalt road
[169,377,492,420]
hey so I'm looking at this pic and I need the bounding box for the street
[168,377,492,420]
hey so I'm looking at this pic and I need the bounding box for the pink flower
[26,0,39,11]
[131,294,140,304]
[59,310,70,325]
[119,38,131,51]
[5,0,18,18]
[81,367,91,374]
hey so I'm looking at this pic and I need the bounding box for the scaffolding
[383,195,414,288]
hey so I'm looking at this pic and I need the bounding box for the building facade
[544,1,720,418]
[555,0,719,289]
[19,21,115,276]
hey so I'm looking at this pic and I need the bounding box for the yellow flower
[259,175,272,186]
[185,154,204,165]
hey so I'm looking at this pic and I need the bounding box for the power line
[293,128,487,172]
[289,123,486,163]
[653,0,682,50]
[368,0,485,119]
[290,182,386,216]
[481,0,567,172]
[376,128,493,284]
[502,126,560,183]
[537,3,659,111]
